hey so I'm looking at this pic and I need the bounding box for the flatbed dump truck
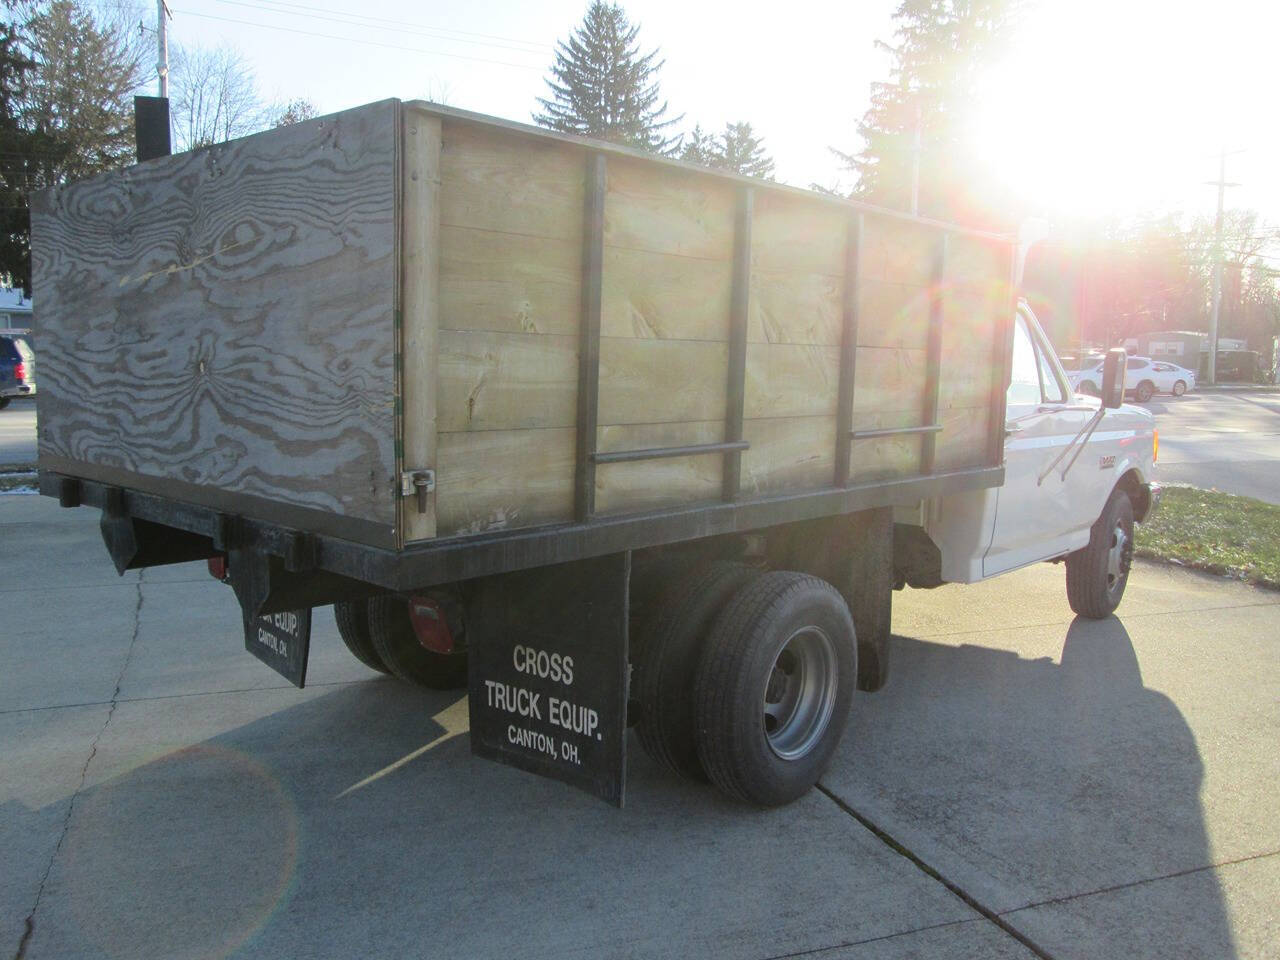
[31,99,1159,807]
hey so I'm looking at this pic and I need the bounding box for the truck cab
[918,303,1159,614]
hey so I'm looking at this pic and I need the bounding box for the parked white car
[1070,355,1196,402]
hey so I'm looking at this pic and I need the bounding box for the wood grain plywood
[31,100,400,546]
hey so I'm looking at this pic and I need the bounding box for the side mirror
[1101,348,1126,409]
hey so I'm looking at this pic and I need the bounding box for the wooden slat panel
[858,279,931,350]
[597,337,728,425]
[437,330,577,432]
[604,157,736,259]
[741,415,836,494]
[936,406,992,471]
[601,246,731,341]
[435,427,574,535]
[439,121,584,241]
[402,109,442,542]
[749,271,843,346]
[751,191,847,276]
[30,100,401,546]
[438,225,580,336]
[744,342,841,419]
[862,216,937,286]
[594,421,723,515]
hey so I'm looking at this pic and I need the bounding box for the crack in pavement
[816,784,1057,960]
[999,848,1280,917]
[755,917,982,960]
[11,572,146,960]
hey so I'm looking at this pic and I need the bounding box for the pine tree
[718,122,774,179]
[0,20,44,293]
[679,121,775,180]
[534,2,679,153]
[678,124,717,166]
[21,0,143,182]
[836,0,1017,225]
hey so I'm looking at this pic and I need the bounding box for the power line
[169,7,545,72]
[222,0,553,53]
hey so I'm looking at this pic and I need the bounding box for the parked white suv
[1070,355,1195,402]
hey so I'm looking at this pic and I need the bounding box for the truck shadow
[830,615,1237,958]
[10,618,1235,960]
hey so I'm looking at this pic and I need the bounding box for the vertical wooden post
[575,151,607,523]
[989,246,1019,467]
[921,232,947,475]
[834,212,863,488]
[400,108,442,543]
[723,186,752,501]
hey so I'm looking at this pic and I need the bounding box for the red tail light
[13,362,25,382]
[207,555,229,581]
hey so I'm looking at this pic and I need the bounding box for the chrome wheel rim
[1106,522,1131,593]
[762,626,838,760]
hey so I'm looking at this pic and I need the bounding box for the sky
[138,0,1280,233]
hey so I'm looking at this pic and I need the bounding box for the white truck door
[983,311,1093,577]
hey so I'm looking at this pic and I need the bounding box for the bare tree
[169,43,267,150]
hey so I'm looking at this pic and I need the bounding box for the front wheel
[694,572,856,807]
[1065,490,1134,619]
[1134,380,1154,402]
[1078,381,1099,397]
[0,397,10,410]
[1172,380,1187,397]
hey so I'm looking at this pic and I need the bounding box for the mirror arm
[1036,406,1105,486]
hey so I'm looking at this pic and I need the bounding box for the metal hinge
[399,469,436,514]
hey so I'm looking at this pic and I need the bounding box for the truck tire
[1173,380,1187,397]
[0,397,9,409]
[1134,380,1154,402]
[367,595,468,689]
[633,561,757,780]
[333,599,389,674]
[694,572,856,807]
[1066,489,1134,619]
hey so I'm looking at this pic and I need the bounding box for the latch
[399,469,436,514]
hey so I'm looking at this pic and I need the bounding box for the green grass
[1136,485,1280,590]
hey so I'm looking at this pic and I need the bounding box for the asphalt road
[0,398,36,467]
[2,496,1277,960]
[1148,390,1280,504]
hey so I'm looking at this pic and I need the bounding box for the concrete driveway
[2,496,1278,960]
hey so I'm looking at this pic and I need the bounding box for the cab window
[1008,316,1041,405]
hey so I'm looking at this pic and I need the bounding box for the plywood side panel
[438,121,584,241]
[604,157,736,259]
[438,224,580,336]
[435,427,575,535]
[31,100,401,546]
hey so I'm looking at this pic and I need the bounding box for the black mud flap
[243,608,313,688]
[467,553,630,807]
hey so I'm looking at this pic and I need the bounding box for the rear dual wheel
[333,596,468,689]
[694,572,856,807]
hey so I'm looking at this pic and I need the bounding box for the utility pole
[1205,147,1241,385]
[157,0,171,97]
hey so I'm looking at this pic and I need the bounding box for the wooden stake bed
[32,99,1016,562]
